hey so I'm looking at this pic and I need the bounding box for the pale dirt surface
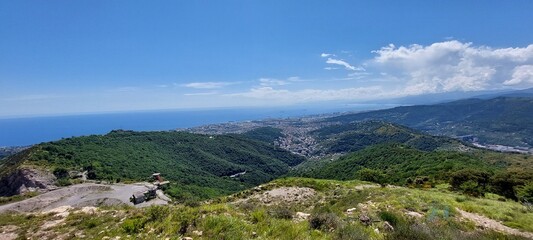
[0,182,170,214]
[457,208,533,239]
[354,184,380,190]
[239,187,316,205]
[0,225,19,240]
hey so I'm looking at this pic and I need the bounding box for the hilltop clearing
[0,183,170,214]
[1,178,531,239]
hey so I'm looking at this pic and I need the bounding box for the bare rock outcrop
[0,168,57,196]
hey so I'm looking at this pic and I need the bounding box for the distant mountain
[328,96,533,148]
[0,130,304,201]
[472,87,533,99]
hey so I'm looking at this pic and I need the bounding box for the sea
[0,104,395,147]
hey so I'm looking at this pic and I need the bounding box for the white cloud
[228,86,385,103]
[324,67,338,70]
[259,78,289,87]
[257,76,307,87]
[504,65,533,85]
[321,53,334,57]
[326,58,365,71]
[184,91,218,96]
[183,81,237,89]
[287,76,304,82]
[370,40,533,94]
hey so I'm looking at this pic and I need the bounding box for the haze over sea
[0,104,393,147]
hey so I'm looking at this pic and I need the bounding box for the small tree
[53,167,69,179]
[516,182,533,204]
[357,168,388,186]
[449,169,490,196]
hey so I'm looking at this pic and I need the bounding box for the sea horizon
[0,103,396,147]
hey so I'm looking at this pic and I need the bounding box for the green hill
[292,144,533,200]
[329,97,533,147]
[297,144,492,183]
[0,130,304,201]
[311,121,462,155]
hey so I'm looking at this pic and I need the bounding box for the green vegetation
[1,130,304,201]
[311,121,462,154]
[1,178,531,239]
[292,144,533,200]
[294,144,492,184]
[242,127,284,145]
[0,192,38,206]
[328,97,533,147]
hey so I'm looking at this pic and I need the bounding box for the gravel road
[0,182,170,213]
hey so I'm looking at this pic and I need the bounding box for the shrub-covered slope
[0,130,304,200]
[2,178,531,239]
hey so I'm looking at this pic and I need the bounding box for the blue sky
[1,1,533,117]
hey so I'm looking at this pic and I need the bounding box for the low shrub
[269,205,294,220]
[121,218,145,234]
[309,212,340,231]
[336,224,370,240]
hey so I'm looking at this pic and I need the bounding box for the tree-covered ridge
[293,144,533,200]
[294,144,490,183]
[5,130,305,201]
[328,97,533,147]
[311,121,462,154]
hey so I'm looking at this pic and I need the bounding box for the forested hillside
[0,130,304,201]
[292,144,533,200]
[311,121,462,155]
[328,97,533,147]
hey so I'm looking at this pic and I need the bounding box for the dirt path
[0,182,170,214]
[457,208,533,239]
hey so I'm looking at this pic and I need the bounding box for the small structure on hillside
[131,192,146,204]
[129,173,170,205]
[152,173,170,189]
[130,187,157,205]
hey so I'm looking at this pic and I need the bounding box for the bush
[309,212,340,231]
[145,205,170,222]
[268,205,294,219]
[379,211,403,227]
[357,168,388,186]
[336,224,370,240]
[516,182,533,204]
[53,167,69,179]
[449,169,490,197]
[200,215,246,239]
[251,209,267,223]
[56,178,72,186]
[121,218,145,234]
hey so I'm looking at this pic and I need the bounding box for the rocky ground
[0,182,170,214]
